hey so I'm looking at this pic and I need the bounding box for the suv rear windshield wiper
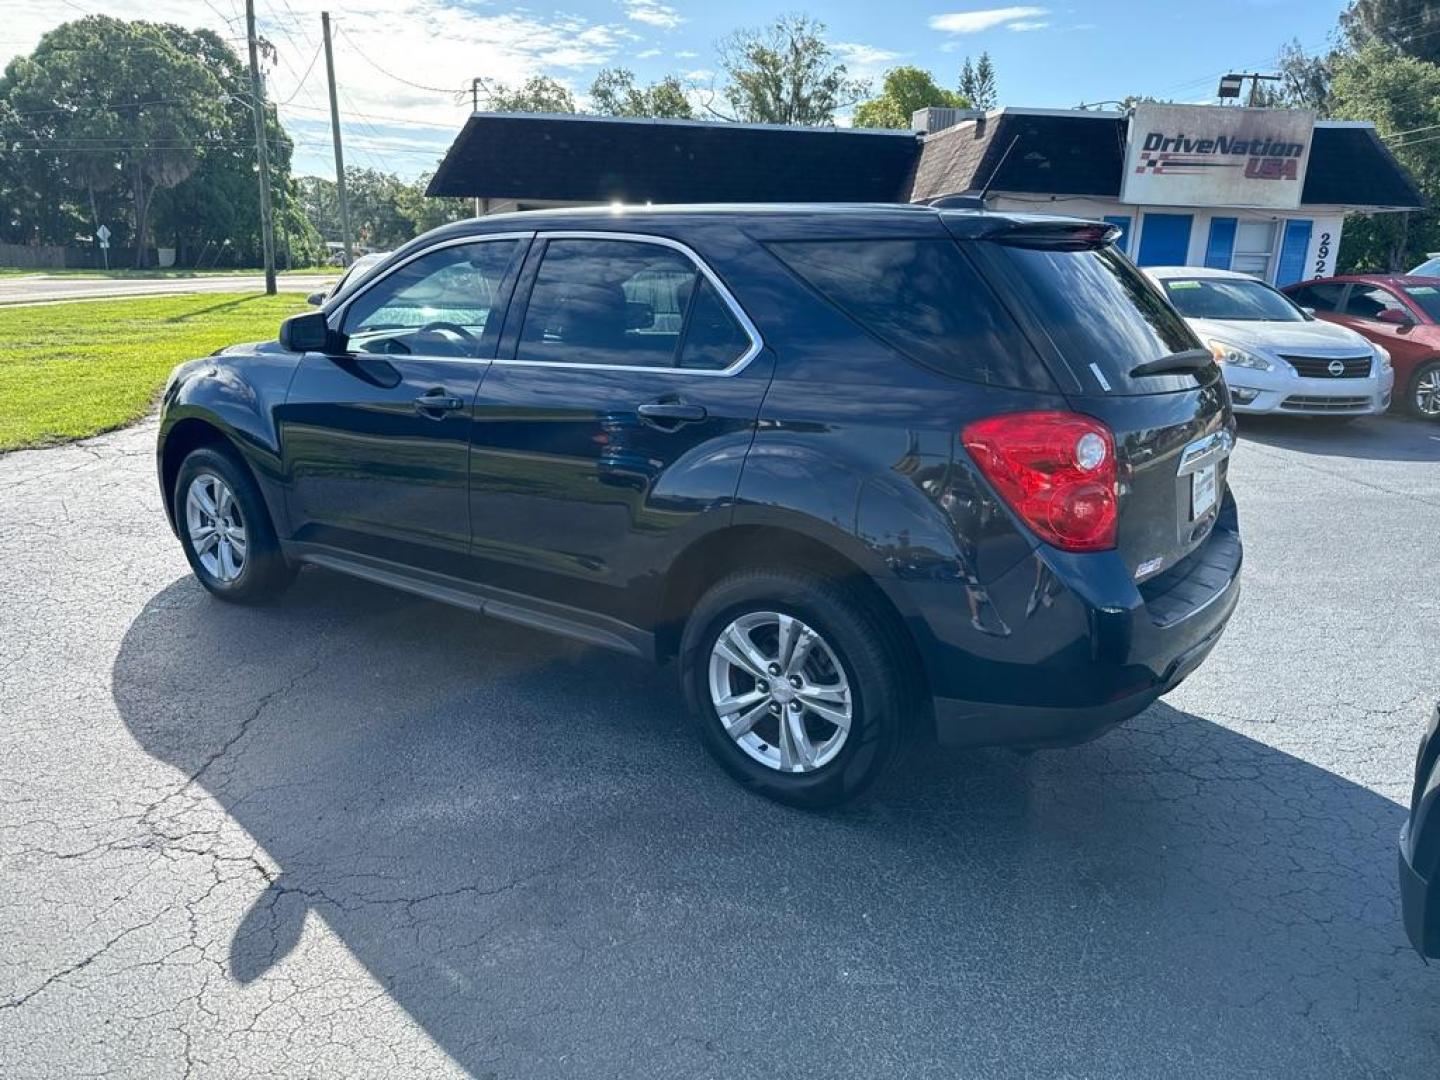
[1128,348,1213,378]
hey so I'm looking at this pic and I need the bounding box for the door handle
[637,400,707,428]
[415,388,465,416]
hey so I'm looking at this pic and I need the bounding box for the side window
[1290,282,1345,312]
[678,278,752,370]
[1345,285,1407,321]
[341,240,520,357]
[519,239,700,368]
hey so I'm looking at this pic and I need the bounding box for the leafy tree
[958,52,998,110]
[719,14,868,125]
[397,171,473,235]
[0,16,226,266]
[853,66,969,129]
[588,69,693,119]
[1341,0,1440,66]
[486,76,578,114]
[1328,43,1440,270]
[1275,39,1334,112]
[339,167,415,249]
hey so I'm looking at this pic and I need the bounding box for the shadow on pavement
[112,570,1437,1077]
[1237,412,1439,462]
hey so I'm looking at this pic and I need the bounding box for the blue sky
[9,1,1351,179]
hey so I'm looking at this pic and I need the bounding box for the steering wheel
[418,321,476,342]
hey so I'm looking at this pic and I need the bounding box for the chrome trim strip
[1176,429,1234,476]
[491,230,765,378]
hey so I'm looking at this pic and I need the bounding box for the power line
[334,24,461,96]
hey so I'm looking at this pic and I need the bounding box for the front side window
[1345,285,1409,322]
[519,239,749,369]
[1161,277,1306,322]
[341,240,520,357]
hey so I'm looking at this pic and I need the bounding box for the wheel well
[656,525,927,691]
[160,419,234,520]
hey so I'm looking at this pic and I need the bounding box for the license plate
[1191,463,1218,519]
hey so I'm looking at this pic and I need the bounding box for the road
[0,272,336,306]
[0,413,1437,1078]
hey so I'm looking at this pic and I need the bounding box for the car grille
[1280,395,1371,411]
[1280,354,1372,378]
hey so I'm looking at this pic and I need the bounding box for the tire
[1406,359,1440,421]
[173,445,295,603]
[679,568,918,809]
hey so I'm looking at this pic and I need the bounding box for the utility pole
[322,12,353,263]
[245,0,277,294]
[470,78,484,218]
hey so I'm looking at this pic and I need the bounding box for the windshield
[1160,277,1306,322]
[1410,256,1440,277]
[1402,283,1440,321]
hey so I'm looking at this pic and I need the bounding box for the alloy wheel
[1416,368,1440,417]
[707,611,853,773]
[185,472,247,584]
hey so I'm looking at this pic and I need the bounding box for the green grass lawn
[0,292,307,452]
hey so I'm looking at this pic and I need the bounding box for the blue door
[1275,219,1313,286]
[1205,218,1237,270]
[1136,214,1194,267]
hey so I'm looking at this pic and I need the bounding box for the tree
[718,14,868,125]
[853,66,969,129]
[588,69,693,119]
[1341,0,1440,66]
[958,52,998,110]
[397,171,472,235]
[486,76,577,114]
[1275,39,1334,112]
[0,17,226,266]
[1328,43,1440,270]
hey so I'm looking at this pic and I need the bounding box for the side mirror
[1300,306,1316,317]
[279,311,338,353]
[1376,308,1415,327]
[306,290,327,307]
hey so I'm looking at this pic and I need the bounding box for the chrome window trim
[328,232,536,363]
[495,230,765,378]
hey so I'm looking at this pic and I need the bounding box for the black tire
[1406,359,1440,421]
[679,568,918,809]
[173,445,295,603]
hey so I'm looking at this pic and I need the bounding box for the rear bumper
[1398,826,1436,958]
[923,496,1242,749]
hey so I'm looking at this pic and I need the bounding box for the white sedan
[1144,266,1393,418]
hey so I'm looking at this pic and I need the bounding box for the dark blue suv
[157,204,1241,806]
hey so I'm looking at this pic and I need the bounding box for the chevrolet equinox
[158,205,1242,807]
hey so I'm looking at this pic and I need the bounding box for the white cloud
[928,7,1049,34]
[832,42,903,67]
[682,68,715,83]
[3,0,633,178]
[636,47,663,59]
[621,0,684,31]
[674,49,699,59]
[1006,20,1050,31]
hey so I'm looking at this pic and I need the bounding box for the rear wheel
[174,446,294,603]
[680,568,916,808]
[1408,360,1440,420]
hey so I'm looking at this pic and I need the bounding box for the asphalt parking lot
[1,412,1437,1078]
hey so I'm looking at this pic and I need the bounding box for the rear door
[969,237,1233,582]
[279,235,526,577]
[466,233,772,626]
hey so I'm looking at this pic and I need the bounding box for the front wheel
[680,569,917,808]
[174,446,294,603]
[1407,360,1440,420]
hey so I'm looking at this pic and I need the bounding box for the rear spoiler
[941,214,1121,251]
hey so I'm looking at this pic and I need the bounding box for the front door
[467,234,772,627]
[1339,282,1432,372]
[279,235,526,577]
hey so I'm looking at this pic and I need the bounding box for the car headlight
[1207,340,1273,372]
[1372,343,1392,371]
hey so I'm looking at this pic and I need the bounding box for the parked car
[1400,704,1440,958]
[156,205,1241,807]
[1283,274,1440,420]
[1145,266,1392,419]
[1410,253,1440,277]
[306,251,389,307]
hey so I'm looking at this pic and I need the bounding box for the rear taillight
[961,411,1118,552]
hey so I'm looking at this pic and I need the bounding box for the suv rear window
[985,244,1204,395]
[767,239,1055,390]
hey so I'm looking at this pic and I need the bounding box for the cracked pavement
[1,412,1438,1077]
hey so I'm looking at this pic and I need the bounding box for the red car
[1283,275,1440,420]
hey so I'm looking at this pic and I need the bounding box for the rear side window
[1288,281,1345,312]
[989,245,1202,395]
[767,239,1054,390]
